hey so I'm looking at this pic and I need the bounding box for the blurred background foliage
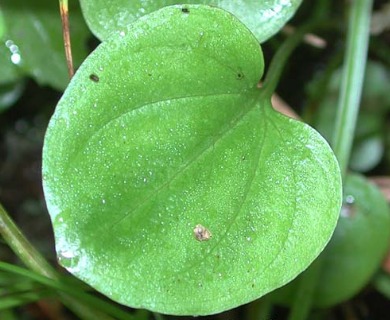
[1,0,390,319]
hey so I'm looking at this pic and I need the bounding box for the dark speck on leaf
[89,73,99,82]
[181,7,189,13]
[236,72,245,80]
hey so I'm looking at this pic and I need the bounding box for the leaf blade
[43,5,341,315]
[79,0,303,43]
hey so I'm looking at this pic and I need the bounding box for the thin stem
[0,290,53,310]
[59,0,74,79]
[287,258,322,320]
[286,2,373,320]
[0,203,57,279]
[245,295,273,320]
[0,204,129,320]
[0,262,137,320]
[153,312,166,320]
[332,0,373,180]
[302,50,343,124]
[261,24,313,99]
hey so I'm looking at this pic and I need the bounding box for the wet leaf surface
[79,0,302,43]
[43,5,341,315]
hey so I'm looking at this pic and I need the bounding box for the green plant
[1,1,389,319]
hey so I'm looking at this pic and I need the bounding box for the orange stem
[59,0,74,79]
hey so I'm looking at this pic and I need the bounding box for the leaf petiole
[59,0,74,79]
[261,24,313,99]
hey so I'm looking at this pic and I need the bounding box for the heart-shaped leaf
[43,5,341,315]
[79,0,302,43]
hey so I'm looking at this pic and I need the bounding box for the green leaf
[270,173,390,308]
[79,0,302,43]
[0,45,22,85]
[43,5,341,315]
[0,81,25,113]
[0,262,137,320]
[1,0,91,90]
[349,134,384,172]
[313,61,389,172]
[328,61,390,112]
[374,271,390,300]
[0,9,5,40]
[0,31,25,111]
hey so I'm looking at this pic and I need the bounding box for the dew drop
[58,250,78,269]
[57,248,86,273]
[345,195,355,204]
[60,250,74,259]
[5,40,22,65]
[11,53,21,64]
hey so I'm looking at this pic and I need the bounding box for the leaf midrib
[107,93,259,231]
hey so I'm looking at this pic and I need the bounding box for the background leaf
[43,5,341,315]
[270,173,390,308]
[313,61,390,172]
[79,0,303,43]
[0,8,5,40]
[0,44,22,86]
[1,0,91,90]
[0,81,25,113]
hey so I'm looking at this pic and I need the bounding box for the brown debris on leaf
[193,224,212,241]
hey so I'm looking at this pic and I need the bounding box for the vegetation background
[1,0,390,319]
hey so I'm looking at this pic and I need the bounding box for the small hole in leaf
[89,73,99,82]
[181,7,190,13]
[236,72,245,80]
